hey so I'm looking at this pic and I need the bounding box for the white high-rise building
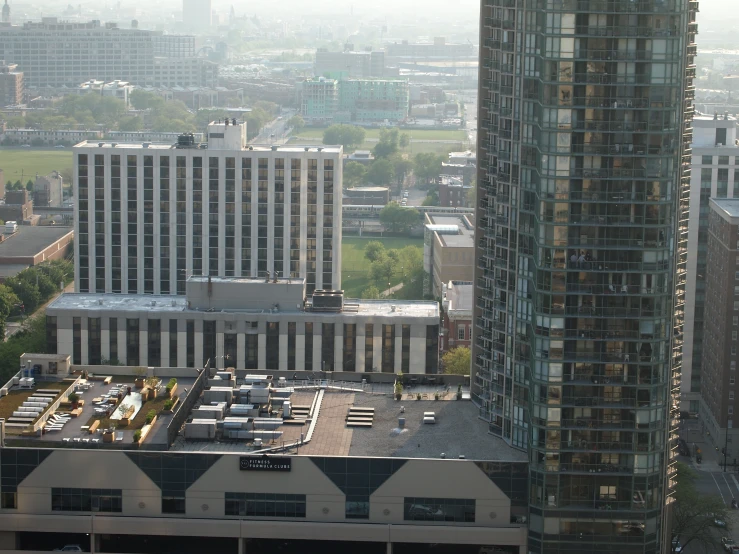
[73,120,342,296]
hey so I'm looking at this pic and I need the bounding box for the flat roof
[711,198,739,221]
[73,141,342,154]
[173,389,525,462]
[427,214,475,248]
[47,293,439,318]
[0,226,72,258]
[446,281,473,313]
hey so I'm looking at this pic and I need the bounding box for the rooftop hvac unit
[311,289,344,312]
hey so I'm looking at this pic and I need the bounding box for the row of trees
[2,90,277,139]
[0,259,74,339]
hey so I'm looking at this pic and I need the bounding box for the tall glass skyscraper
[473,0,697,552]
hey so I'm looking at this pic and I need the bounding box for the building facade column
[356,324,366,373]
[236,333,246,369]
[373,324,383,374]
[394,323,403,373]
[279,328,288,371]
[333,325,343,372]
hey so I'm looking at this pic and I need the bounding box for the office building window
[186,320,195,368]
[203,320,216,367]
[266,322,279,369]
[51,488,122,513]
[109,318,118,364]
[148,319,161,367]
[381,324,395,373]
[403,497,475,522]
[72,317,81,365]
[426,325,439,373]
[343,324,356,372]
[46,316,57,355]
[224,333,237,367]
[322,323,335,371]
[169,320,178,367]
[305,322,314,371]
[288,322,296,371]
[246,333,258,369]
[401,324,410,374]
[126,319,139,366]
[225,493,305,518]
[365,324,374,372]
[88,318,101,365]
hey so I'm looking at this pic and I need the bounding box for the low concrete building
[441,280,472,353]
[0,375,528,554]
[423,213,475,297]
[345,150,375,166]
[46,276,440,374]
[33,171,63,208]
[343,187,390,206]
[0,225,73,279]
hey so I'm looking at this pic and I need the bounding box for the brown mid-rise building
[702,198,739,459]
[0,60,23,106]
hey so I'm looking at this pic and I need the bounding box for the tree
[287,114,305,131]
[361,285,381,299]
[392,157,414,187]
[372,128,400,158]
[671,462,729,553]
[422,191,439,206]
[369,254,395,286]
[130,90,166,111]
[442,347,471,375]
[0,284,19,340]
[118,115,143,132]
[364,159,394,186]
[26,180,34,191]
[379,202,420,233]
[414,153,444,184]
[364,241,386,263]
[323,124,366,151]
[6,277,41,314]
[344,161,367,189]
[399,133,410,149]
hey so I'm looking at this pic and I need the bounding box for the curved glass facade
[474,0,697,552]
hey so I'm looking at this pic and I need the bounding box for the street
[678,419,739,552]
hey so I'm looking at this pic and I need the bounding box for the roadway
[679,419,739,553]
[250,109,296,145]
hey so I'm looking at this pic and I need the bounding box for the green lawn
[294,126,467,141]
[341,236,424,298]
[0,150,73,184]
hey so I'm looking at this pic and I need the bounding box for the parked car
[722,536,736,551]
[20,144,30,148]
[713,514,728,528]
[54,546,83,552]
[54,145,66,148]
[672,538,683,553]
